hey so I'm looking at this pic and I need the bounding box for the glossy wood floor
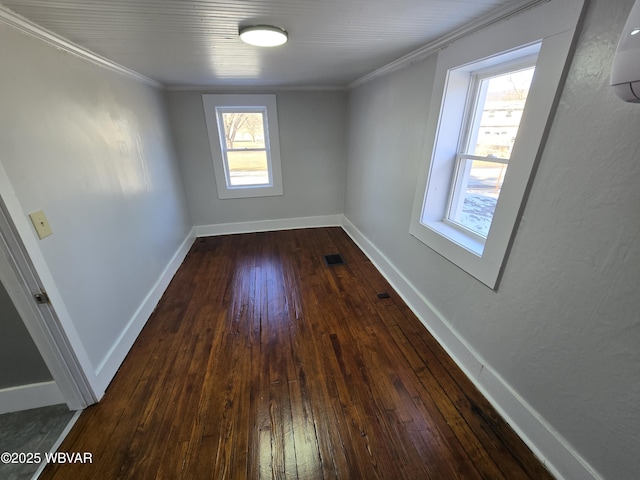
[42,228,552,480]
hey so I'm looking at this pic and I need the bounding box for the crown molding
[348,0,549,90]
[0,4,162,89]
[164,83,348,92]
[0,0,549,93]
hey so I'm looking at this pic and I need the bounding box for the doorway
[0,277,60,411]
[0,194,94,478]
[0,194,96,410]
[0,274,78,480]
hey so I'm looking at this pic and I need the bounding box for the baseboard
[340,216,600,480]
[91,216,340,394]
[0,381,65,414]
[93,229,196,394]
[194,214,343,237]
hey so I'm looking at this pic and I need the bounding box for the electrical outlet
[29,210,53,239]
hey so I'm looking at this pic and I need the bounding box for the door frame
[0,186,96,410]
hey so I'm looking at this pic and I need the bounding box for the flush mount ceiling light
[239,25,288,47]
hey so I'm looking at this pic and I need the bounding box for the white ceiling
[1,0,533,88]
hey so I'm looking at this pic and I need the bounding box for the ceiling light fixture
[239,25,288,47]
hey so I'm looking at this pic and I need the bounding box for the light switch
[29,210,53,239]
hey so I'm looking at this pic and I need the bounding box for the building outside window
[409,0,584,289]
[447,64,535,238]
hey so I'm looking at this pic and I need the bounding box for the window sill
[422,220,485,257]
[217,184,283,200]
[409,0,584,290]
[409,218,500,289]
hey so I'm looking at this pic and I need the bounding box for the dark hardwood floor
[41,227,552,479]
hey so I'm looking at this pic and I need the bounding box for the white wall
[343,0,640,479]
[0,23,193,396]
[1,0,636,476]
[166,90,347,227]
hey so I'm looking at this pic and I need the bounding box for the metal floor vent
[323,253,345,266]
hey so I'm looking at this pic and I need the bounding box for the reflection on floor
[0,404,77,480]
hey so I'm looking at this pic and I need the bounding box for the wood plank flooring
[41,227,553,479]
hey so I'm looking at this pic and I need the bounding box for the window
[217,110,270,187]
[409,0,584,289]
[447,62,535,239]
[203,94,283,199]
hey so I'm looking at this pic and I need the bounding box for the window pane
[221,112,266,149]
[450,159,507,237]
[226,150,270,186]
[470,67,534,159]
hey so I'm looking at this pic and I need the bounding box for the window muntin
[202,94,283,199]
[446,65,535,238]
[408,0,583,289]
[216,109,271,187]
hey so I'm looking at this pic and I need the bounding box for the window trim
[203,94,283,199]
[444,58,537,240]
[409,0,584,289]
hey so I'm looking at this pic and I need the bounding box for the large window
[203,94,283,199]
[409,0,584,289]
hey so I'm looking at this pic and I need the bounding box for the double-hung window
[216,108,271,187]
[409,0,584,289]
[203,94,283,199]
[447,60,536,240]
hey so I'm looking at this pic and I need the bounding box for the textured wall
[343,0,640,478]
[166,90,347,226]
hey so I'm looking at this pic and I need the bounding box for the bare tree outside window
[242,114,264,143]
[219,111,269,186]
[203,94,283,198]
[222,113,248,149]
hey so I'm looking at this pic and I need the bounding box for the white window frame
[409,0,584,289]
[444,54,538,243]
[203,94,284,199]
